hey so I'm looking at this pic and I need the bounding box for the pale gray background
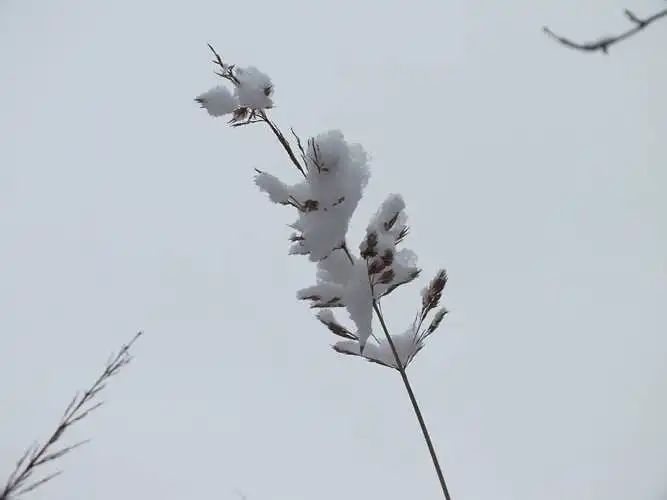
[1,0,666,499]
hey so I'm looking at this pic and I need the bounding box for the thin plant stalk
[257,111,306,177]
[373,301,452,500]
[0,332,142,500]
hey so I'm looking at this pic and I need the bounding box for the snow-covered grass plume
[196,45,453,500]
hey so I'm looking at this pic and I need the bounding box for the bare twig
[290,128,308,166]
[0,332,143,500]
[257,111,307,177]
[543,4,667,53]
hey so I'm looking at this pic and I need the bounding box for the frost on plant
[197,46,454,500]
[332,270,449,369]
[256,130,370,262]
[296,193,423,352]
[195,47,447,369]
[333,315,446,369]
[235,66,274,110]
[194,85,237,117]
[195,45,273,124]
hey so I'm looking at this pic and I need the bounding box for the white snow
[369,193,406,231]
[341,258,374,350]
[297,131,370,261]
[333,323,429,370]
[361,194,420,298]
[316,309,356,340]
[297,251,373,350]
[316,249,355,287]
[249,116,431,362]
[195,85,238,117]
[254,171,291,204]
[196,64,273,119]
[373,248,419,298]
[296,282,344,307]
[316,309,337,324]
[256,130,370,262]
[234,66,274,110]
[296,194,423,353]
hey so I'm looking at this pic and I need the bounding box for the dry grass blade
[395,225,409,244]
[543,5,667,53]
[13,472,62,497]
[0,332,143,500]
[331,344,395,368]
[316,312,357,340]
[290,128,307,165]
[380,268,421,297]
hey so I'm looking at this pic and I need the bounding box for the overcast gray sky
[2,0,666,499]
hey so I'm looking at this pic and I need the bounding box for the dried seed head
[228,106,249,124]
[319,297,343,308]
[384,211,400,232]
[427,308,448,335]
[299,293,343,308]
[381,249,394,267]
[367,257,386,275]
[317,311,357,340]
[303,199,319,212]
[378,268,395,285]
[422,269,448,312]
[326,322,353,339]
[300,294,321,302]
[395,225,410,244]
[332,196,345,207]
[360,232,378,259]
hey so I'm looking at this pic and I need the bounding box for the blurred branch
[0,332,143,500]
[543,4,667,53]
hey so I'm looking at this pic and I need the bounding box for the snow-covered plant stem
[197,45,453,499]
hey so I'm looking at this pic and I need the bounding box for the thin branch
[257,111,307,177]
[0,332,143,500]
[371,302,452,500]
[543,4,667,53]
[290,128,308,166]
